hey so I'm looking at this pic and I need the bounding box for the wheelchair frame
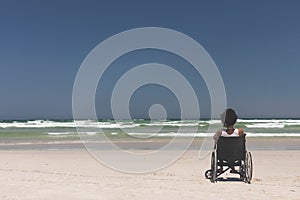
[205,134,253,183]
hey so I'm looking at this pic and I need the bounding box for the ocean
[0,119,299,142]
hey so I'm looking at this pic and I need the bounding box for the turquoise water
[0,119,300,142]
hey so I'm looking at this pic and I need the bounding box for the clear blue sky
[0,0,299,119]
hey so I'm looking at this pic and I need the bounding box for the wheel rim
[211,151,217,182]
[245,152,253,183]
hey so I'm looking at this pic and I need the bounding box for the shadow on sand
[216,177,244,182]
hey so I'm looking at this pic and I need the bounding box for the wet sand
[0,137,299,150]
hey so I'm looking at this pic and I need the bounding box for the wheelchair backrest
[217,134,246,161]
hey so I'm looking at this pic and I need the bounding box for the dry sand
[0,149,299,200]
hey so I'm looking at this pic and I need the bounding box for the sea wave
[245,132,300,137]
[46,131,300,137]
[1,119,300,137]
[0,120,204,128]
[127,132,300,137]
[0,120,139,129]
[245,123,285,128]
[240,119,300,129]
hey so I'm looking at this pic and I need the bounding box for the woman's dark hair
[221,108,238,127]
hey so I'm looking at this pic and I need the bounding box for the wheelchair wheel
[244,151,253,183]
[210,150,217,183]
[205,169,211,179]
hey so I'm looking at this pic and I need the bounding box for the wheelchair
[205,134,253,183]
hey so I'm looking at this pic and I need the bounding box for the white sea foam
[245,123,285,128]
[1,119,300,138]
[0,120,75,128]
[127,132,300,137]
[47,132,75,135]
[45,131,300,137]
[85,132,97,135]
[206,120,220,124]
[245,132,300,137]
[238,119,300,129]
[74,120,140,129]
[238,119,300,123]
[127,132,209,137]
[142,121,201,127]
[47,132,97,136]
[0,120,204,128]
[0,120,139,129]
[238,119,300,125]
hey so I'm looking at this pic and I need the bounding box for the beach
[0,138,299,200]
[2,0,300,199]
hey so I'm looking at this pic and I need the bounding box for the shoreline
[0,137,300,150]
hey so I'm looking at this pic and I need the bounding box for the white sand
[0,150,299,200]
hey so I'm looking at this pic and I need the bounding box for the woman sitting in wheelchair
[213,108,244,140]
[207,108,253,183]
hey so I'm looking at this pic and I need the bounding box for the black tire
[239,161,245,180]
[210,150,217,183]
[244,151,253,183]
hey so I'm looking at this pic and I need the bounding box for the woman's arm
[238,128,244,136]
[213,129,222,140]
